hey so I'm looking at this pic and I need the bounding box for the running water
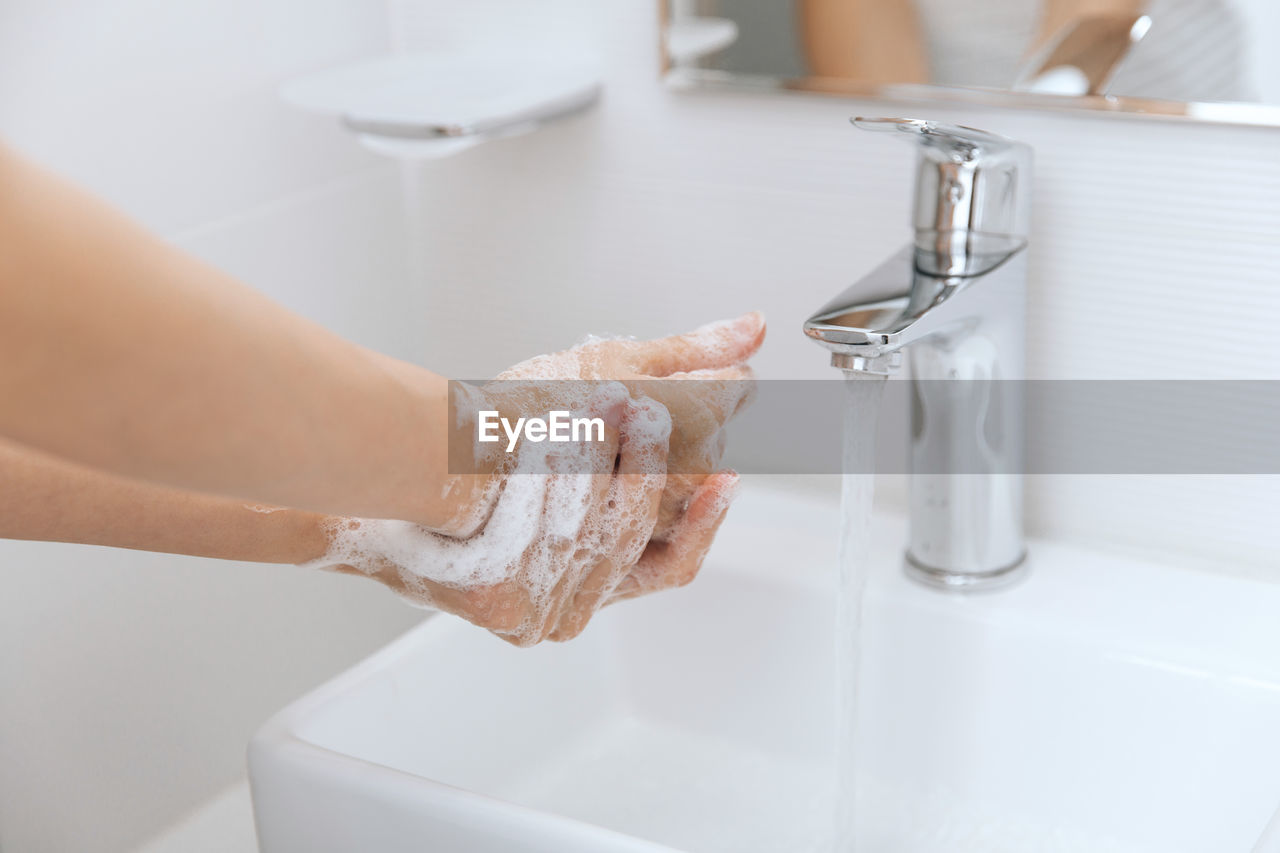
[834,371,887,852]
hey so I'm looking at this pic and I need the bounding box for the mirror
[661,0,1280,126]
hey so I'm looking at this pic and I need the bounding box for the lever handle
[852,117,1032,262]
[852,116,1016,157]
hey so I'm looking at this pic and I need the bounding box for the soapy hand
[494,312,764,539]
[317,393,734,646]
[311,314,762,645]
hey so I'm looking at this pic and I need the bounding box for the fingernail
[723,311,764,337]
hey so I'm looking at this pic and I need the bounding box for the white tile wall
[0,4,427,853]
[0,0,388,234]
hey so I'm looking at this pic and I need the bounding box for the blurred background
[1,2,1278,852]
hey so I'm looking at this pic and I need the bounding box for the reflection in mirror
[663,0,1280,123]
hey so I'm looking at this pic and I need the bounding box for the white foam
[305,317,759,640]
[676,313,761,363]
[313,440,570,590]
[497,312,762,380]
[307,393,672,643]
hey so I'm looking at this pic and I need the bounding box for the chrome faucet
[805,117,1031,590]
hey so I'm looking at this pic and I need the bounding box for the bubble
[305,394,672,642]
[301,319,768,641]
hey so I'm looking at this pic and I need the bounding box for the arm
[798,0,929,83]
[1030,0,1147,54]
[0,144,485,530]
[0,438,329,564]
[0,138,767,643]
[0,312,765,645]
[0,431,737,647]
[0,438,327,563]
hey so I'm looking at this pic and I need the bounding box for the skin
[798,0,930,84]
[0,142,766,644]
[489,317,762,537]
[0,437,333,564]
[326,397,743,647]
[1032,0,1147,54]
[0,414,741,646]
[0,142,479,533]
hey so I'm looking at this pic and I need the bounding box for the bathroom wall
[391,0,1280,578]
[0,3,425,853]
[3,3,1279,853]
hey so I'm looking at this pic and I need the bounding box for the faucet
[804,117,1031,590]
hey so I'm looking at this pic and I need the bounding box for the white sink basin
[249,486,1280,852]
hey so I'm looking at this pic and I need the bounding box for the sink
[249,486,1280,852]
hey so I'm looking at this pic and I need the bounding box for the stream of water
[835,371,888,852]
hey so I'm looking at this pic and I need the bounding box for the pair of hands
[320,313,764,646]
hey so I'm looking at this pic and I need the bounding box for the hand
[318,394,723,646]
[313,314,762,645]
[492,312,763,538]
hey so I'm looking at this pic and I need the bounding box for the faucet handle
[853,117,1032,268]
[852,116,1012,153]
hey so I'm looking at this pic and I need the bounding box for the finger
[548,399,670,641]
[644,365,750,541]
[654,472,706,541]
[627,366,749,541]
[444,464,566,642]
[545,398,667,640]
[455,581,535,636]
[645,365,755,486]
[510,414,619,644]
[533,473,615,644]
[529,555,580,645]
[545,554,620,643]
[616,312,766,377]
[479,546,575,648]
[661,364,758,425]
[487,384,626,645]
[609,470,739,602]
[344,553,536,637]
[307,511,544,634]
[454,466,568,640]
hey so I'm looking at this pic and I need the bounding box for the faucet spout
[804,233,1026,370]
[806,118,1032,589]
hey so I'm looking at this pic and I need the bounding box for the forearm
[799,0,928,83]
[0,144,476,527]
[1032,0,1147,49]
[0,438,331,563]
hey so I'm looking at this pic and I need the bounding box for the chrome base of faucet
[830,351,901,374]
[903,551,1029,592]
